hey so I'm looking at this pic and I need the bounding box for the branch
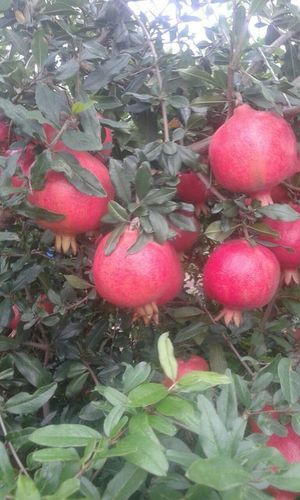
[196,171,226,202]
[0,414,29,477]
[187,136,211,153]
[121,1,169,142]
[283,106,300,119]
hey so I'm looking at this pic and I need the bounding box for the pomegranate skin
[271,185,290,204]
[163,355,209,388]
[93,228,183,309]
[8,304,21,330]
[203,239,280,325]
[209,105,297,200]
[28,151,114,236]
[263,204,300,285]
[0,121,10,151]
[177,172,208,212]
[169,213,200,254]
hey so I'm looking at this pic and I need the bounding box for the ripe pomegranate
[0,120,10,152]
[27,149,114,254]
[203,239,281,327]
[177,172,209,214]
[209,104,297,205]
[249,405,279,434]
[163,354,209,388]
[262,204,300,285]
[8,304,21,330]
[266,425,300,499]
[271,185,290,204]
[36,294,54,314]
[93,228,183,324]
[168,212,200,254]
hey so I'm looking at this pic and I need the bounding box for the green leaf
[102,463,147,500]
[0,231,20,242]
[148,415,177,436]
[11,264,42,292]
[0,298,13,328]
[196,395,227,456]
[128,383,168,407]
[142,188,176,205]
[149,210,169,243]
[13,352,52,387]
[0,0,12,10]
[167,95,190,109]
[135,163,153,199]
[122,362,151,393]
[30,150,52,190]
[177,372,230,392]
[158,332,178,381]
[0,442,15,493]
[204,221,236,242]
[104,406,126,437]
[64,275,93,290]
[29,424,102,447]
[32,29,48,69]
[16,475,41,500]
[72,100,96,114]
[31,448,79,463]
[156,396,200,433]
[127,232,152,255]
[268,463,300,491]
[84,54,131,92]
[109,159,131,204]
[186,456,250,491]
[249,222,279,238]
[97,386,129,406]
[178,67,217,87]
[35,84,70,126]
[104,223,126,256]
[108,201,129,223]
[169,212,197,231]
[54,152,106,197]
[46,478,80,499]
[5,382,57,415]
[278,358,300,404]
[248,0,266,16]
[66,372,89,398]
[257,204,300,221]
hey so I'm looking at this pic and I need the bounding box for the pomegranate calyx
[283,269,300,286]
[215,308,243,327]
[195,202,208,216]
[132,302,159,325]
[55,234,78,255]
[252,191,274,206]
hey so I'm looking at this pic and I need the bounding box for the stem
[122,1,169,142]
[187,136,211,153]
[48,118,72,149]
[221,332,255,377]
[0,414,29,477]
[84,362,99,385]
[196,171,226,201]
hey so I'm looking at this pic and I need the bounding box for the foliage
[0,0,300,498]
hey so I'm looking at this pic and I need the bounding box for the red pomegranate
[27,150,114,254]
[169,212,200,254]
[266,426,300,499]
[249,405,279,434]
[271,185,290,204]
[177,172,209,214]
[262,204,300,285]
[209,104,297,206]
[163,354,209,388]
[203,239,281,327]
[8,304,21,330]
[93,228,183,324]
[36,294,54,314]
[0,120,10,152]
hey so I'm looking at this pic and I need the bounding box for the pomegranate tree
[163,354,209,388]
[93,228,183,324]
[209,104,297,205]
[169,212,200,254]
[177,172,209,214]
[203,239,281,327]
[28,150,114,254]
[262,204,300,285]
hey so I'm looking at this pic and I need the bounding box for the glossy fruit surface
[93,228,183,323]
[263,204,300,285]
[163,354,209,387]
[28,150,114,253]
[209,104,297,205]
[203,239,281,326]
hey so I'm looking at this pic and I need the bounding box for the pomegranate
[177,172,209,214]
[249,405,279,434]
[168,212,200,254]
[266,426,300,499]
[271,185,290,204]
[209,104,297,205]
[163,354,209,388]
[262,204,300,285]
[8,304,21,330]
[0,120,10,152]
[36,294,54,314]
[93,228,183,324]
[27,149,114,254]
[203,239,281,327]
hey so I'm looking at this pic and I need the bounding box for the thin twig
[258,47,291,107]
[122,1,169,142]
[0,414,30,477]
[221,332,255,377]
[84,362,99,385]
[196,171,226,202]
